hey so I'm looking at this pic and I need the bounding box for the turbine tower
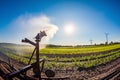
[90,39,93,45]
[105,33,109,44]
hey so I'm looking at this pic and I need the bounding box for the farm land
[0,43,120,79]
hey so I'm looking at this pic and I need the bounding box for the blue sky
[0,0,120,45]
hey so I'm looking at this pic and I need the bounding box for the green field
[0,43,120,70]
[41,44,120,54]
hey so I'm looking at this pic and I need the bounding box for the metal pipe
[28,48,36,65]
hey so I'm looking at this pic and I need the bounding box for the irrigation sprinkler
[0,31,70,80]
[22,31,47,79]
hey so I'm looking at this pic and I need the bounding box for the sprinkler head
[35,31,47,40]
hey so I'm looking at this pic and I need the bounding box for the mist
[7,14,59,48]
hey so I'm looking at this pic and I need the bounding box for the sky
[0,0,120,45]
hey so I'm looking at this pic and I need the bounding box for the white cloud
[10,14,59,44]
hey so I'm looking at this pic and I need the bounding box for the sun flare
[64,22,75,35]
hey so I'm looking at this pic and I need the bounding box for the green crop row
[1,47,120,70]
[45,50,120,62]
[40,44,120,54]
[43,50,120,69]
[1,43,120,55]
[0,44,120,70]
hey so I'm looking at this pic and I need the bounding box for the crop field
[0,43,120,70]
[41,44,120,54]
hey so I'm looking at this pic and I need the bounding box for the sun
[64,22,75,35]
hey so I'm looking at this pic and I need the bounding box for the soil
[0,52,120,80]
[73,58,120,80]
